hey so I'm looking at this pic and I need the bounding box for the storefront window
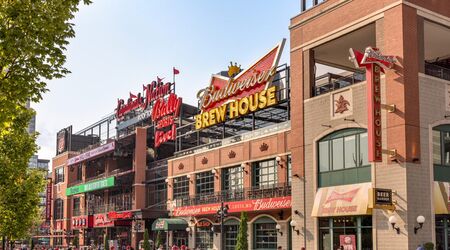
[253,217,277,250]
[223,165,243,191]
[317,128,370,187]
[253,159,277,188]
[224,219,239,250]
[436,215,450,250]
[195,223,214,250]
[73,197,81,216]
[433,125,450,182]
[196,171,215,195]
[318,216,372,250]
[173,176,190,206]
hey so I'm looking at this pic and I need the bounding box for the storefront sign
[152,93,182,148]
[312,183,372,217]
[116,78,172,120]
[66,177,115,196]
[67,141,115,166]
[349,47,395,162]
[339,235,356,250]
[93,213,114,227]
[107,211,133,220]
[72,215,93,229]
[133,220,145,233]
[196,221,211,227]
[172,196,291,217]
[372,188,392,207]
[195,86,278,130]
[45,179,52,221]
[56,126,72,155]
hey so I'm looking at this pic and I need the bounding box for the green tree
[0,0,90,244]
[73,235,79,248]
[236,212,248,250]
[155,231,162,249]
[143,229,150,250]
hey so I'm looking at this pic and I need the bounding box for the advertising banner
[45,179,52,221]
[66,177,115,196]
[339,235,356,250]
[67,141,115,166]
[172,196,291,217]
[311,183,372,217]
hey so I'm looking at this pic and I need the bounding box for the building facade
[290,0,450,250]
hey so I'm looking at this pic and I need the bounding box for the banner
[45,179,52,221]
[172,196,291,217]
[66,177,115,196]
[67,141,115,166]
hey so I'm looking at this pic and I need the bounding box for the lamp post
[216,202,229,249]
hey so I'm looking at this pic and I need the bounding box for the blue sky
[34,0,300,162]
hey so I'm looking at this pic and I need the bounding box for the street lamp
[414,215,425,234]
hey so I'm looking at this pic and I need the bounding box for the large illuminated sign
[152,93,182,148]
[349,47,395,162]
[195,39,285,129]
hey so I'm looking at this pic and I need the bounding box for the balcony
[314,71,365,96]
[173,183,291,207]
[425,63,450,81]
[87,202,132,215]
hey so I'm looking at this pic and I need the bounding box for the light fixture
[185,227,191,236]
[388,215,400,234]
[165,178,169,183]
[186,174,191,179]
[275,224,282,236]
[211,168,217,174]
[290,220,300,235]
[275,156,283,168]
[414,215,425,234]
[294,210,302,216]
[241,163,249,174]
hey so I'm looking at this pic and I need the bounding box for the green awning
[151,218,188,231]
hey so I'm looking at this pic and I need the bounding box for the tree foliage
[0,0,91,241]
[155,230,162,249]
[236,212,249,250]
[143,229,151,250]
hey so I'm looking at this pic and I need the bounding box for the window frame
[253,217,277,250]
[222,165,244,191]
[252,159,278,188]
[196,171,215,195]
[173,176,189,199]
[55,167,65,184]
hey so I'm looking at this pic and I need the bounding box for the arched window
[433,124,450,181]
[253,217,277,250]
[224,219,240,250]
[318,128,370,187]
[195,220,213,250]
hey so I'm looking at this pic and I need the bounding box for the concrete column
[132,127,147,250]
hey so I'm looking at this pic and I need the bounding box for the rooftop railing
[313,71,365,96]
[425,62,450,81]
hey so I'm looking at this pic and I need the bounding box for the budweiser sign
[196,40,285,114]
[107,211,133,220]
[349,47,395,162]
[116,77,172,120]
[324,188,360,204]
[172,196,291,217]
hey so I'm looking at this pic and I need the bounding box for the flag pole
[173,67,176,93]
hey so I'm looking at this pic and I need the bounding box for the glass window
[359,133,369,166]
[318,216,372,250]
[195,223,213,250]
[253,217,277,250]
[223,166,243,191]
[253,159,277,188]
[55,167,64,184]
[433,125,450,182]
[319,141,330,172]
[173,176,189,199]
[73,197,80,216]
[54,199,64,220]
[196,171,215,195]
[435,215,450,250]
[224,220,239,250]
[434,130,442,165]
[76,164,82,181]
[332,138,344,170]
[344,135,356,168]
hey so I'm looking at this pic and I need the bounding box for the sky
[33,0,300,164]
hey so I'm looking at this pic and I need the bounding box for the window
[195,223,213,250]
[318,216,372,250]
[196,171,214,195]
[433,125,450,181]
[253,159,277,188]
[317,128,371,187]
[301,0,326,12]
[435,215,450,250]
[54,199,64,220]
[253,217,277,250]
[224,220,239,250]
[55,167,64,184]
[76,164,82,181]
[222,166,243,191]
[173,176,189,199]
[73,197,81,216]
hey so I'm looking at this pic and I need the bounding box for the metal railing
[173,182,291,207]
[314,72,366,96]
[425,62,450,81]
[87,201,132,215]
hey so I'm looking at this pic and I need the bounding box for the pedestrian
[416,245,425,250]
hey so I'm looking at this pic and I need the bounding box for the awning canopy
[434,181,450,214]
[151,218,188,231]
[311,182,372,217]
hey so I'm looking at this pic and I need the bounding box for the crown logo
[227,62,242,78]
[334,95,350,114]
[259,142,269,152]
[178,163,184,170]
[201,157,208,165]
[228,150,236,159]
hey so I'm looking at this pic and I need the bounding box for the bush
[143,229,151,250]
[236,212,249,250]
[424,242,434,250]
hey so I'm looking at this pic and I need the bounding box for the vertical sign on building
[349,47,395,162]
[45,179,52,221]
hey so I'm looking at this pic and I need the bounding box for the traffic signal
[223,204,229,218]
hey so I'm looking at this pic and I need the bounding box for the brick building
[290,0,450,249]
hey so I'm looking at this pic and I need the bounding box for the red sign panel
[349,47,395,162]
[339,235,356,250]
[72,215,93,229]
[152,93,182,148]
[172,196,291,217]
[197,40,285,113]
[93,213,114,227]
[45,180,52,221]
[107,211,133,220]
